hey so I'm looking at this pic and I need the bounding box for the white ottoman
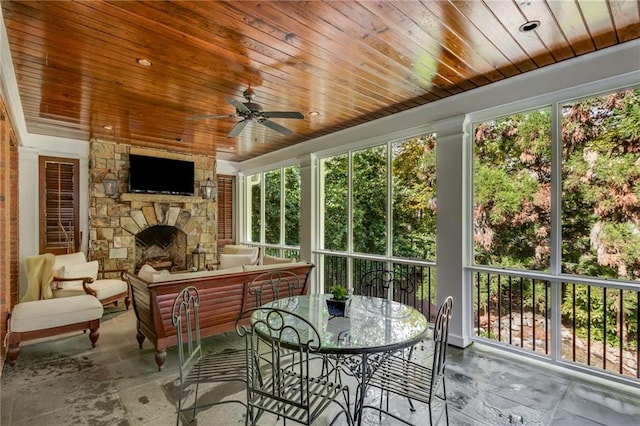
[6,295,104,366]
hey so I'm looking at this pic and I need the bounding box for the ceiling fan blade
[260,119,293,136]
[227,98,251,114]
[187,114,236,120]
[227,119,249,137]
[263,111,304,119]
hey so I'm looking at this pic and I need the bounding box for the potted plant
[326,285,350,317]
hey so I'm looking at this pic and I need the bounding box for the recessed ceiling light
[102,125,113,130]
[228,146,235,150]
[176,137,183,142]
[136,58,152,67]
[309,111,320,117]
[519,20,540,32]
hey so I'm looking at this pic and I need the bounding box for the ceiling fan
[189,87,304,137]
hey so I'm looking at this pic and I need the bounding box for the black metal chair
[362,296,454,425]
[171,286,246,425]
[247,270,302,365]
[248,269,302,307]
[357,269,416,305]
[358,268,420,359]
[236,307,352,425]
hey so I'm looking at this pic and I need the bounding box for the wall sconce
[103,169,119,197]
[201,177,217,201]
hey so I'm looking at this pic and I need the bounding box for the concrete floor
[1,305,639,425]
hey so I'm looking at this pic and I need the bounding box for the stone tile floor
[1,305,639,425]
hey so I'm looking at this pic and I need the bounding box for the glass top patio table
[252,293,429,354]
[252,294,429,425]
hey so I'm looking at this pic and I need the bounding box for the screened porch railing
[318,252,438,321]
[473,269,639,383]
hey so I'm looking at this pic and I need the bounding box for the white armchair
[52,252,130,308]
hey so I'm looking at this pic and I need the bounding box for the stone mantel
[120,193,203,204]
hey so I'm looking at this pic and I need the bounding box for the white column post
[433,115,472,348]
[299,153,317,293]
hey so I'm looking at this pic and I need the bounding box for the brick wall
[0,96,19,369]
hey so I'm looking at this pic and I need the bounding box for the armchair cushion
[52,252,88,276]
[137,264,171,282]
[221,245,260,264]
[58,260,99,289]
[219,253,256,270]
[53,278,128,300]
[10,295,103,333]
[221,244,253,254]
[138,264,159,282]
[263,254,295,265]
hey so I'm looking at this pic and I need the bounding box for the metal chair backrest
[358,269,416,305]
[248,270,301,307]
[171,286,202,384]
[430,296,453,393]
[236,307,322,414]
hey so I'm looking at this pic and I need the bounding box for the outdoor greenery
[249,165,300,249]
[392,137,437,259]
[474,88,640,356]
[322,135,437,259]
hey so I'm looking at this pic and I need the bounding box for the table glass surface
[253,294,429,354]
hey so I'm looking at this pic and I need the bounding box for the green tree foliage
[284,166,300,246]
[562,90,640,281]
[353,146,387,255]
[255,166,301,247]
[560,90,640,350]
[250,176,260,242]
[322,137,437,260]
[392,136,437,260]
[323,155,348,251]
[264,170,281,244]
[474,109,552,271]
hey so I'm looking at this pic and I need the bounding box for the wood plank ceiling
[2,1,639,162]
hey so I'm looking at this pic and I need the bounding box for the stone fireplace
[135,225,187,272]
[88,141,218,273]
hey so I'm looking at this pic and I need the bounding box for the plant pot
[326,298,349,317]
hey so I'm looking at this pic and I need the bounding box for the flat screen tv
[129,154,195,196]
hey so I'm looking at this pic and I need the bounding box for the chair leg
[176,386,183,426]
[89,324,100,347]
[429,403,434,425]
[6,333,21,366]
[381,387,386,422]
[442,377,449,426]
[191,381,200,421]
[399,356,416,412]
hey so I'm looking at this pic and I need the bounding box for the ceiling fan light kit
[189,87,304,137]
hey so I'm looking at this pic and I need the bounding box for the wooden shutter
[217,175,235,254]
[39,156,80,255]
